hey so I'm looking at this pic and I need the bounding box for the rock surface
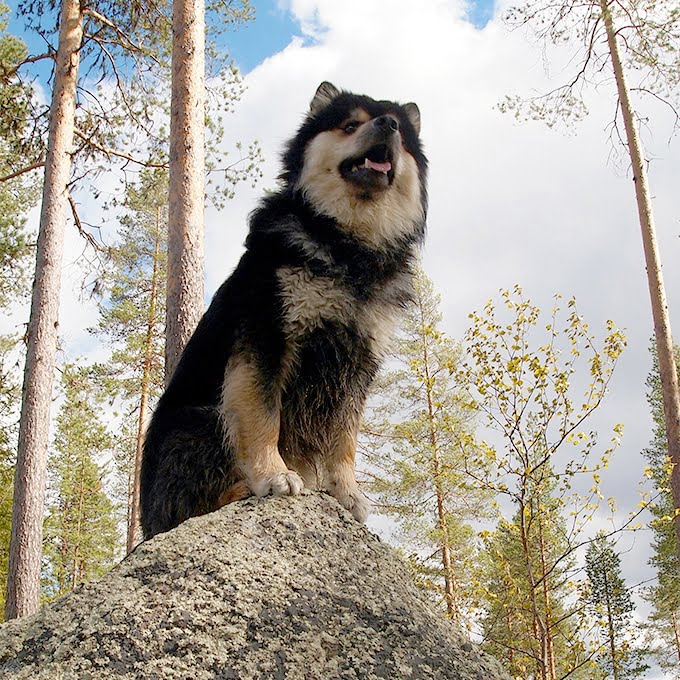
[0,492,510,679]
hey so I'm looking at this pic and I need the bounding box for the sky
[5,0,680,671]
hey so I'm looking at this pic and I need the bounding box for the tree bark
[5,0,82,620]
[600,0,680,560]
[165,0,205,384]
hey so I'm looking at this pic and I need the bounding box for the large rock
[0,492,510,679]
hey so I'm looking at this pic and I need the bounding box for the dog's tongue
[365,158,391,173]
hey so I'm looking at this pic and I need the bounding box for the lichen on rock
[0,492,510,679]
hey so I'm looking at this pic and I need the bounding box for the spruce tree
[42,365,118,600]
[363,270,488,626]
[585,535,648,679]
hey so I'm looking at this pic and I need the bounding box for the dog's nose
[374,115,399,132]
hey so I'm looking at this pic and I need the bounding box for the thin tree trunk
[418,295,458,619]
[672,611,680,663]
[518,499,549,680]
[603,566,619,680]
[127,221,161,552]
[537,516,556,680]
[600,0,680,559]
[5,0,82,620]
[165,0,205,385]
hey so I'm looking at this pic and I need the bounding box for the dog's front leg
[326,415,370,522]
[221,357,303,498]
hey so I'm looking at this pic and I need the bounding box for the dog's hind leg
[220,356,304,498]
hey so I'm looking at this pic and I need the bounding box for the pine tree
[642,346,680,676]
[481,499,597,680]
[585,535,648,679]
[362,270,488,626]
[92,168,167,551]
[42,365,119,600]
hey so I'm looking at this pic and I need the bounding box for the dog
[140,81,428,539]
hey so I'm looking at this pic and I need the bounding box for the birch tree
[501,0,680,558]
[457,288,626,680]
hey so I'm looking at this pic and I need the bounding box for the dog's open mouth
[339,144,395,191]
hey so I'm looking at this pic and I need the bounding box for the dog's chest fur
[276,260,411,362]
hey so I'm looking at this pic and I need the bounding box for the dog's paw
[331,486,370,523]
[251,470,304,498]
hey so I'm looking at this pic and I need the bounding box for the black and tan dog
[140,82,428,539]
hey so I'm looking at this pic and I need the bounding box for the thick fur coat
[140,82,428,539]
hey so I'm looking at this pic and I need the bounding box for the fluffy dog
[140,82,428,539]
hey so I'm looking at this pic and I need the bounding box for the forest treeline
[1,0,679,679]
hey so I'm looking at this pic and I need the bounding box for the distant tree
[0,336,21,618]
[585,534,648,679]
[42,365,118,600]
[457,287,626,680]
[362,271,488,626]
[481,499,598,680]
[0,1,39,304]
[93,168,167,551]
[501,0,680,558]
[642,346,680,675]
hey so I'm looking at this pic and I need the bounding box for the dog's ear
[310,82,340,114]
[402,103,421,135]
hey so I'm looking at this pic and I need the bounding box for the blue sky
[7,0,497,78]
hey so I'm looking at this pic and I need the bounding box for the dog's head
[282,82,428,247]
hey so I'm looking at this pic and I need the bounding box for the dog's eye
[342,122,359,134]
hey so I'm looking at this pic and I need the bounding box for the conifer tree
[42,365,118,600]
[363,271,488,626]
[93,168,167,551]
[481,498,598,679]
[642,346,680,675]
[585,534,648,679]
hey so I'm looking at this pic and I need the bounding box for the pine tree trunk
[5,0,82,620]
[127,222,161,552]
[600,0,680,559]
[418,298,458,619]
[165,0,205,385]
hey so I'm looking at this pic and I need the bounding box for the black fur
[140,84,428,539]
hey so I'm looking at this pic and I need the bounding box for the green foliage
[642,345,680,676]
[458,288,626,679]
[585,534,648,678]
[0,335,21,617]
[91,168,168,522]
[481,504,598,679]
[0,2,39,307]
[362,270,489,626]
[42,365,119,600]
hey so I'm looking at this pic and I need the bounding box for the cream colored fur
[296,128,423,248]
